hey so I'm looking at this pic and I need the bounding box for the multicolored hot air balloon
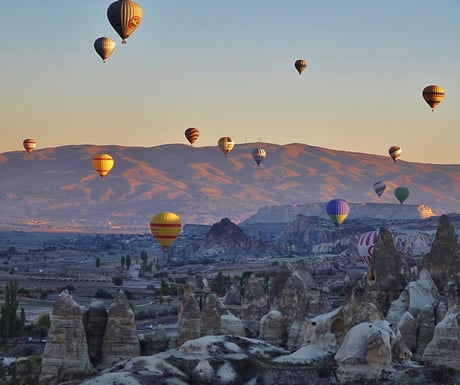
[357,230,379,265]
[388,146,402,163]
[149,212,182,252]
[394,187,409,204]
[294,59,307,75]
[185,128,200,145]
[94,37,116,62]
[326,199,350,226]
[218,137,235,157]
[107,0,143,44]
[373,181,386,198]
[92,154,115,178]
[252,148,266,166]
[23,138,37,155]
[422,85,445,111]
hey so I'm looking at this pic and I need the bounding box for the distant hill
[0,143,459,232]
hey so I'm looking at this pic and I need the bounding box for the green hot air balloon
[394,187,409,204]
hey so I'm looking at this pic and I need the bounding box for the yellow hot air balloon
[218,137,235,157]
[422,85,445,111]
[94,37,116,62]
[388,146,402,163]
[294,59,307,75]
[23,138,37,155]
[150,212,182,252]
[92,154,114,178]
[107,0,143,44]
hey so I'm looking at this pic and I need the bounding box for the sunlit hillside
[0,143,459,231]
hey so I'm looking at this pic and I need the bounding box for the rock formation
[239,273,269,335]
[367,227,410,314]
[101,290,141,366]
[40,290,91,381]
[178,292,201,345]
[200,293,222,336]
[202,217,250,254]
[259,310,285,346]
[84,299,108,365]
[421,214,460,295]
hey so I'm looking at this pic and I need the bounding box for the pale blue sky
[2,1,459,163]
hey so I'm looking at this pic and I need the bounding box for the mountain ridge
[0,143,458,231]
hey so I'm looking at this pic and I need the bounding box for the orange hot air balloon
[23,138,37,154]
[422,85,445,111]
[92,154,115,178]
[294,59,307,75]
[149,212,182,252]
[388,146,402,163]
[107,0,143,44]
[185,128,200,145]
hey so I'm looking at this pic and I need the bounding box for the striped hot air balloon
[358,230,379,265]
[388,146,402,163]
[422,85,445,111]
[326,199,350,226]
[373,181,386,198]
[185,128,200,145]
[252,148,266,166]
[294,59,307,75]
[218,137,235,157]
[92,154,115,178]
[94,37,116,62]
[107,0,143,44]
[149,212,182,252]
[23,138,37,154]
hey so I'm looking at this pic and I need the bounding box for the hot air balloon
[394,187,409,204]
[94,37,116,62]
[218,137,235,157]
[185,128,200,145]
[149,212,182,252]
[373,181,386,198]
[92,154,115,178]
[252,148,266,166]
[294,59,307,75]
[388,146,402,163]
[326,199,350,226]
[422,85,445,111]
[107,0,143,44]
[23,138,37,155]
[357,230,379,265]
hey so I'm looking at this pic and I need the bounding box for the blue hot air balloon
[326,199,350,226]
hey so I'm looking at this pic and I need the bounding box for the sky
[2,0,460,164]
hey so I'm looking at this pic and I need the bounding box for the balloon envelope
[218,137,235,156]
[94,37,116,62]
[373,181,386,197]
[92,154,115,178]
[294,59,307,75]
[149,212,182,251]
[388,146,402,162]
[23,138,36,154]
[185,128,200,145]
[394,187,409,204]
[252,148,266,166]
[107,0,143,44]
[358,230,379,265]
[326,199,350,226]
[422,85,445,111]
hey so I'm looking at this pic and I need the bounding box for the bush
[94,289,113,299]
[112,276,123,286]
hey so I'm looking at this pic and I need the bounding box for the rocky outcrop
[219,314,246,336]
[421,215,460,295]
[422,306,460,369]
[259,310,285,346]
[101,290,141,366]
[240,273,269,335]
[178,293,201,345]
[84,299,108,365]
[40,290,91,381]
[202,217,249,254]
[367,227,410,314]
[200,293,222,336]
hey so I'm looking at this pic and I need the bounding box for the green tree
[96,257,101,268]
[120,255,125,270]
[0,281,25,337]
[212,271,226,296]
[112,276,123,286]
[125,254,131,270]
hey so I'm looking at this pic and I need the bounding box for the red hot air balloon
[185,128,200,145]
[23,138,37,155]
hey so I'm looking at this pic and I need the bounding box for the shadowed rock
[84,299,108,366]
